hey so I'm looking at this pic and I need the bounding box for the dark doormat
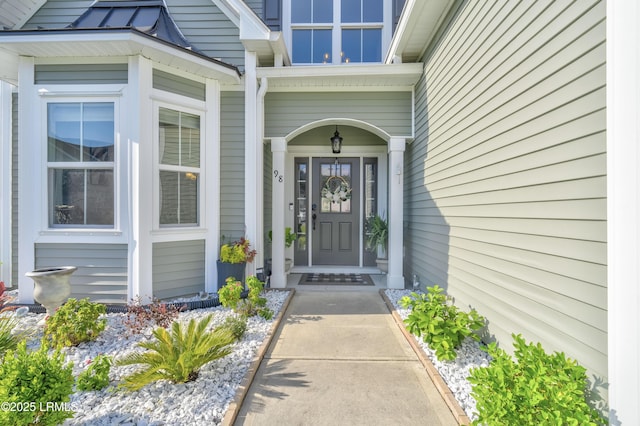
[298,273,375,286]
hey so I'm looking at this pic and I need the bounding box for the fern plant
[117,314,236,391]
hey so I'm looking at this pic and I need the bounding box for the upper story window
[47,101,115,227]
[286,0,390,65]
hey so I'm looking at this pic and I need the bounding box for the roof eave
[385,0,458,64]
[257,63,423,90]
[0,28,241,84]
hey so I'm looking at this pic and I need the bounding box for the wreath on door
[321,175,352,203]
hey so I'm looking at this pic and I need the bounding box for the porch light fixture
[330,126,343,154]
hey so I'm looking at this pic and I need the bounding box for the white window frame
[43,96,119,231]
[284,0,392,65]
[153,101,205,230]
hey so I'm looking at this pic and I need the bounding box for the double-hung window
[288,0,387,64]
[158,107,201,227]
[47,102,115,227]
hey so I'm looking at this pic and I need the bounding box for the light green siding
[22,0,92,29]
[153,240,205,299]
[264,92,413,138]
[405,0,607,382]
[153,69,205,101]
[35,243,128,304]
[220,91,245,240]
[165,0,245,70]
[263,143,272,259]
[35,64,128,85]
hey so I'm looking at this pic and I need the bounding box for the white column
[244,51,259,277]
[128,56,154,303]
[270,138,287,288]
[607,0,640,423]
[17,57,37,303]
[387,137,405,289]
[205,78,221,294]
[0,81,12,287]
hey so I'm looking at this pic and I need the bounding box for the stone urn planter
[25,266,76,317]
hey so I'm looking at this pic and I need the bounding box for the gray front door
[312,158,359,265]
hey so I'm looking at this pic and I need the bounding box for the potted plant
[365,214,388,273]
[217,237,256,290]
[267,227,297,272]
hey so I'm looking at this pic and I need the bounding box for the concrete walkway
[231,286,459,425]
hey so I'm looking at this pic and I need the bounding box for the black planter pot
[216,261,246,290]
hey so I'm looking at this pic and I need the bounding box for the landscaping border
[379,289,472,425]
[221,288,296,426]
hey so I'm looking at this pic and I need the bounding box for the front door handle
[312,213,317,230]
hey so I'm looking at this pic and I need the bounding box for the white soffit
[386,0,457,64]
[256,63,423,91]
[0,30,241,85]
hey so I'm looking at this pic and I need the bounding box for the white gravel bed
[385,289,492,421]
[10,290,290,426]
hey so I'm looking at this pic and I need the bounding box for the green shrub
[219,277,244,311]
[44,298,106,349]
[77,354,112,392]
[399,285,485,361]
[219,237,256,264]
[0,341,75,426]
[124,296,184,335]
[239,276,273,319]
[117,314,236,391]
[468,334,607,425]
[219,275,273,319]
[221,315,247,340]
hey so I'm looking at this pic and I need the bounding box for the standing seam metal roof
[68,0,197,52]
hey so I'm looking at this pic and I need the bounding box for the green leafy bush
[77,354,112,392]
[219,277,244,311]
[219,275,273,319]
[117,314,236,391]
[44,298,106,349]
[400,285,485,361]
[0,341,75,426]
[219,237,256,264]
[239,276,273,319]
[468,334,607,425]
[124,296,184,335]
[221,315,247,340]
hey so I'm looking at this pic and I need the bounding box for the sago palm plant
[117,314,236,391]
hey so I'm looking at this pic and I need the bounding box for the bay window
[158,107,201,227]
[47,102,115,227]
